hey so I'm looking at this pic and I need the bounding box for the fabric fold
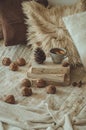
[0,122,4,130]
[63,114,73,130]
[0,101,53,129]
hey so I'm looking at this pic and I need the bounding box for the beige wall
[48,0,80,5]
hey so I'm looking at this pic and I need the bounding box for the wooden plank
[28,74,70,86]
[27,68,65,83]
[31,57,70,74]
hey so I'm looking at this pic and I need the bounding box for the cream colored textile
[0,40,86,130]
[63,12,86,71]
[22,0,84,65]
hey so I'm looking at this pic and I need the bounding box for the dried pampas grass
[22,0,84,65]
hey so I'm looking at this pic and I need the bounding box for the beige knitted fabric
[22,0,85,65]
[0,40,86,130]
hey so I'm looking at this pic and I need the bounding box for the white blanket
[0,40,86,130]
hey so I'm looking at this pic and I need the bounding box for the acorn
[46,85,56,94]
[4,95,15,104]
[62,62,70,67]
[78,81,82,87]
[21,87,32,96]
[36,79,46,88]
[2,57,11,66]
[9,62,18,71]
[16,58,26,66]
[72,82,77,87]
[34,47,46,64]
[21,79,31,87]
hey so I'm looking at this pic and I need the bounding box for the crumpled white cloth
[0,40,86,130]
[0,102,74,130]
[0,86,86,130]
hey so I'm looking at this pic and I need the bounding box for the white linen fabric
[63,12,86,71]
[0,40,86,130]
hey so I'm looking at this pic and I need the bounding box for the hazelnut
[4,95,15,104]
[21,79,31,87]
[72,82,77,87]
[10,62,18,71]
[2,57,11,66]
[62,62,70,67]
[16,58,26,66]
[46,85,56,94]
[78,81,82,87]
[22,87,32,96]
[36,79,46,88]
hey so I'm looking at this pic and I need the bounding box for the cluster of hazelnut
[36,79,56,94]
[2,57,26,71]
[21,79,32,96]
[4,78,32,104]
[21,79,57,95]
[4,78,57,104]
[2,56,57,104]
[2,57,56,104]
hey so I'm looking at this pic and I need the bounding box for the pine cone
[34,47,46,64]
